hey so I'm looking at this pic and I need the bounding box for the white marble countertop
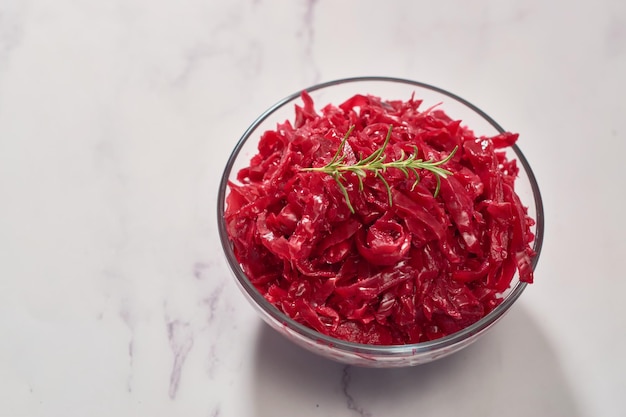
[1,0,625,416]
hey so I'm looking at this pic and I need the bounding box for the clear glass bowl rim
[217,76,545,356]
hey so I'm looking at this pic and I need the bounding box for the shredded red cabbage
[225,92,536,345]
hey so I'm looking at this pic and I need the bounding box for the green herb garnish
[302,125,457,213]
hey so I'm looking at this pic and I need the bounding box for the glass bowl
[217,76,544,367]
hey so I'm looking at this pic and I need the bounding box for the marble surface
[1,0,625,416]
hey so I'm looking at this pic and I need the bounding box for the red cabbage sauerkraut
[225,92,536,345]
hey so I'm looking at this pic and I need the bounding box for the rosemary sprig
[302,125,457,213]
